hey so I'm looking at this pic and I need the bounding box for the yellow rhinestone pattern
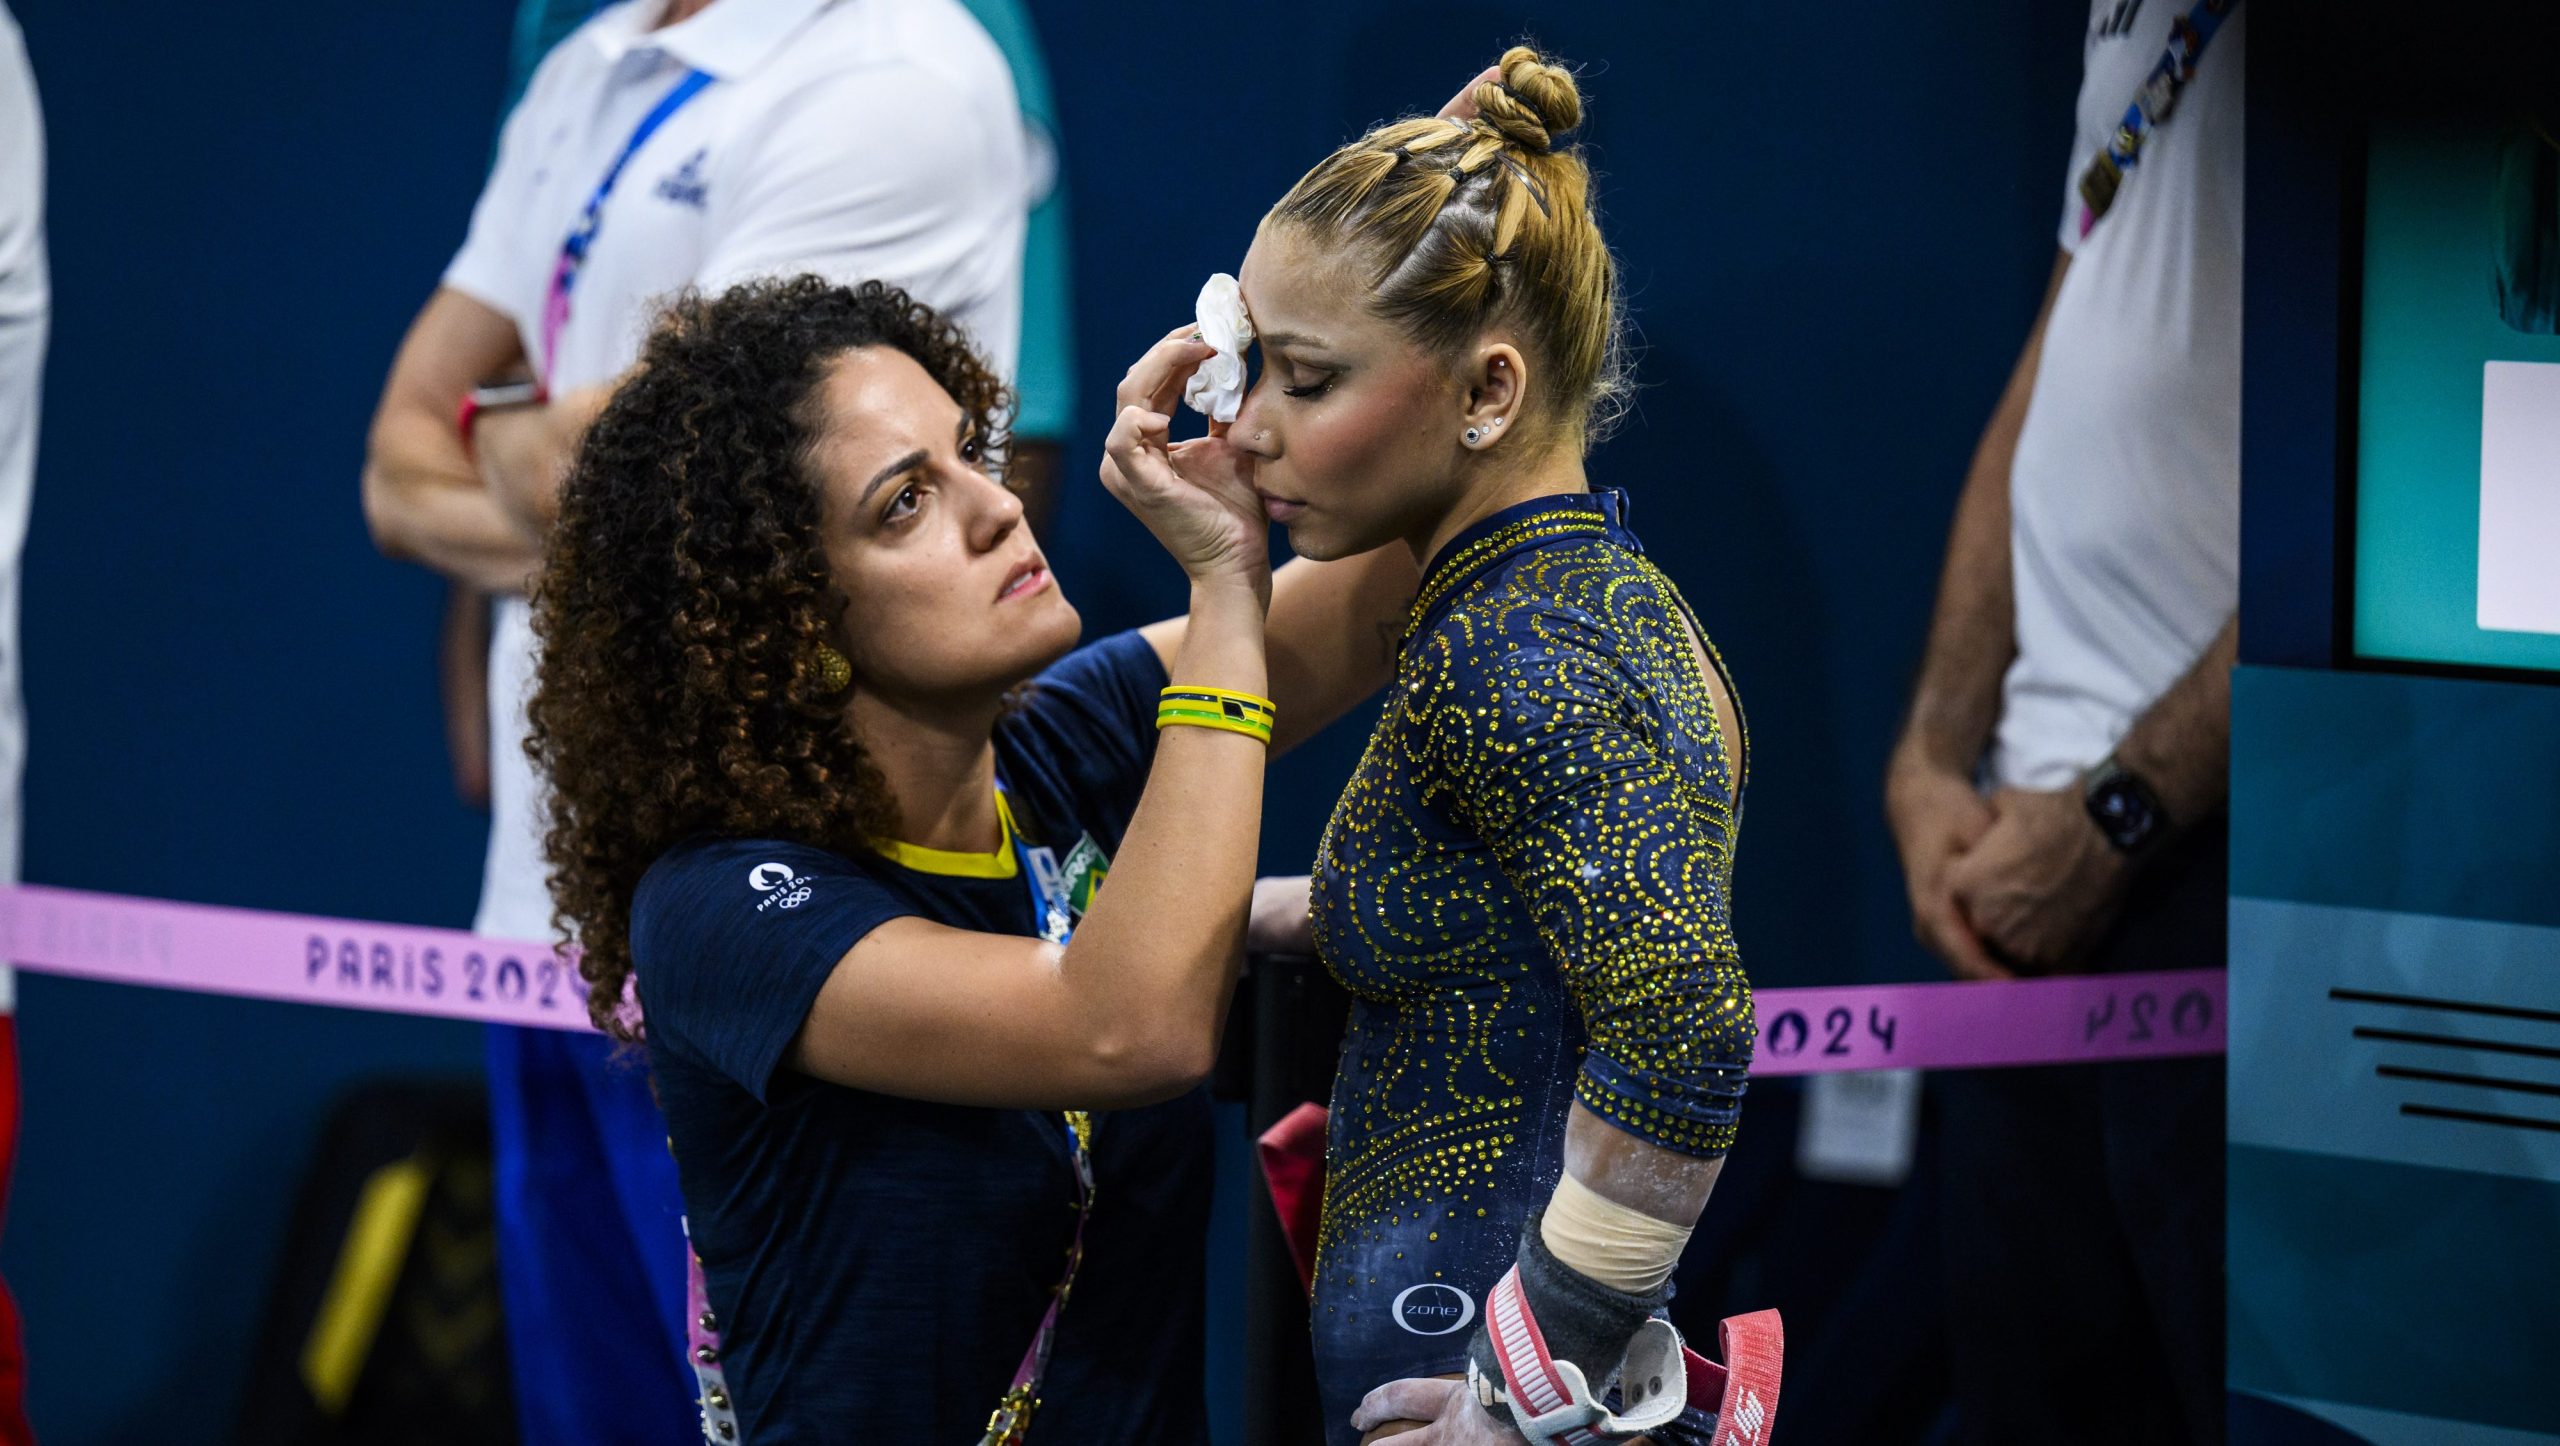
[1307,499,1754,1336]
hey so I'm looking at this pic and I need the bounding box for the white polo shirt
[0,4,46,1013]
[444,0,1027,937]
[1993,2,2244,791]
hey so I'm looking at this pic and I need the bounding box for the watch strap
[2083,753,2169,855]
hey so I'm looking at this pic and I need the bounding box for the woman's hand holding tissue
[1181,273,1256,425]
[1101,322,1268,600]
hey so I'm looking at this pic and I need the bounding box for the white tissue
[1181,272,1256,424]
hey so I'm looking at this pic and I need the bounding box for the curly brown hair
[527,275,1013,1037]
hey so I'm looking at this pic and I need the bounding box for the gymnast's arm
[1466,618,1753,1223]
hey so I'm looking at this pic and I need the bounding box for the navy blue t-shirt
[631,632,1212,1445]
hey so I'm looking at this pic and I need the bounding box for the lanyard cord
[984,784,1099,1444]
[539,67,713,385]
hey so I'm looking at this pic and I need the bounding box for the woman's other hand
[1101,324,1269,602]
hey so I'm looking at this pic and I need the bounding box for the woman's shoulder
[638,834,877,903]
[631,834,894,965]
[629,833,920,1101]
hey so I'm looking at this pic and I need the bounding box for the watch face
[2093,780,2157,847]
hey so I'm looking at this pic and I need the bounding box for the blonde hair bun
[1267,44,1627,447]
[1471,45,1583,154]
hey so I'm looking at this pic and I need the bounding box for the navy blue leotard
[1307,491,1753,1442]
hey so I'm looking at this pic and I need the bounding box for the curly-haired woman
[528,274,1412,1444]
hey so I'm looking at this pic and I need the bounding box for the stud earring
[1492,417,1505,429]
[1465,427,1482,446]
[812,645,852,695]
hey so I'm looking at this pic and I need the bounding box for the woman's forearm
[1058,579,1270,1087]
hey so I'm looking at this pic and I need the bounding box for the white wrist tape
[1538,1171,1693,1296]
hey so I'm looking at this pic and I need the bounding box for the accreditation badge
[1056,835,1110,921]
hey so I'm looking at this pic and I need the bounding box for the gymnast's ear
[1459,342,1527,452]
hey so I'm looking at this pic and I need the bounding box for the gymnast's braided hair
[1268,46,1629,446]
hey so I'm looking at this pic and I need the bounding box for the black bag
[234,1079,517,1446]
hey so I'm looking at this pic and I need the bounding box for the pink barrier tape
[0,884,2227,1070]
[1745,967,2224,1075]
[0,884,595,1031]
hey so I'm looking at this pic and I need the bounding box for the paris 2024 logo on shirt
[749,862,814,912]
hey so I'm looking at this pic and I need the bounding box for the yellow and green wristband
[1156,685,1276,744]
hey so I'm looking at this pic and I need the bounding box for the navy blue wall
[3,2,2080,1440]
[6,3,515,1441]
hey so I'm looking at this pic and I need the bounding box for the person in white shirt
[0,9,38,1440]
[360,1,1024,1437]
[1885,4,2241,1442]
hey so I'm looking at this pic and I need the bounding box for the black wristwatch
[2082,753,2170,856]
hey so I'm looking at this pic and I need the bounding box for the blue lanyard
[2075,0,2238,238]
[1002,784,1075,946]
[540,66,713,383]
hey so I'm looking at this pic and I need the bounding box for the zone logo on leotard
[748,862,815,912]
[1389,1283,1477,1336]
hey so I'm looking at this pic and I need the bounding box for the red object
[1255,1102,1328,1293]
[0,1017,33,1446]
[1682,1308,1783,1442]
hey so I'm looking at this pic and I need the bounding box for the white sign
[1795,1068,1920,1187]
[2478,361,2560,636]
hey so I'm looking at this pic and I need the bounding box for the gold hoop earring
[812,645,853,695]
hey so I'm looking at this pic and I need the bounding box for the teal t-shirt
[956,0,1077,439]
